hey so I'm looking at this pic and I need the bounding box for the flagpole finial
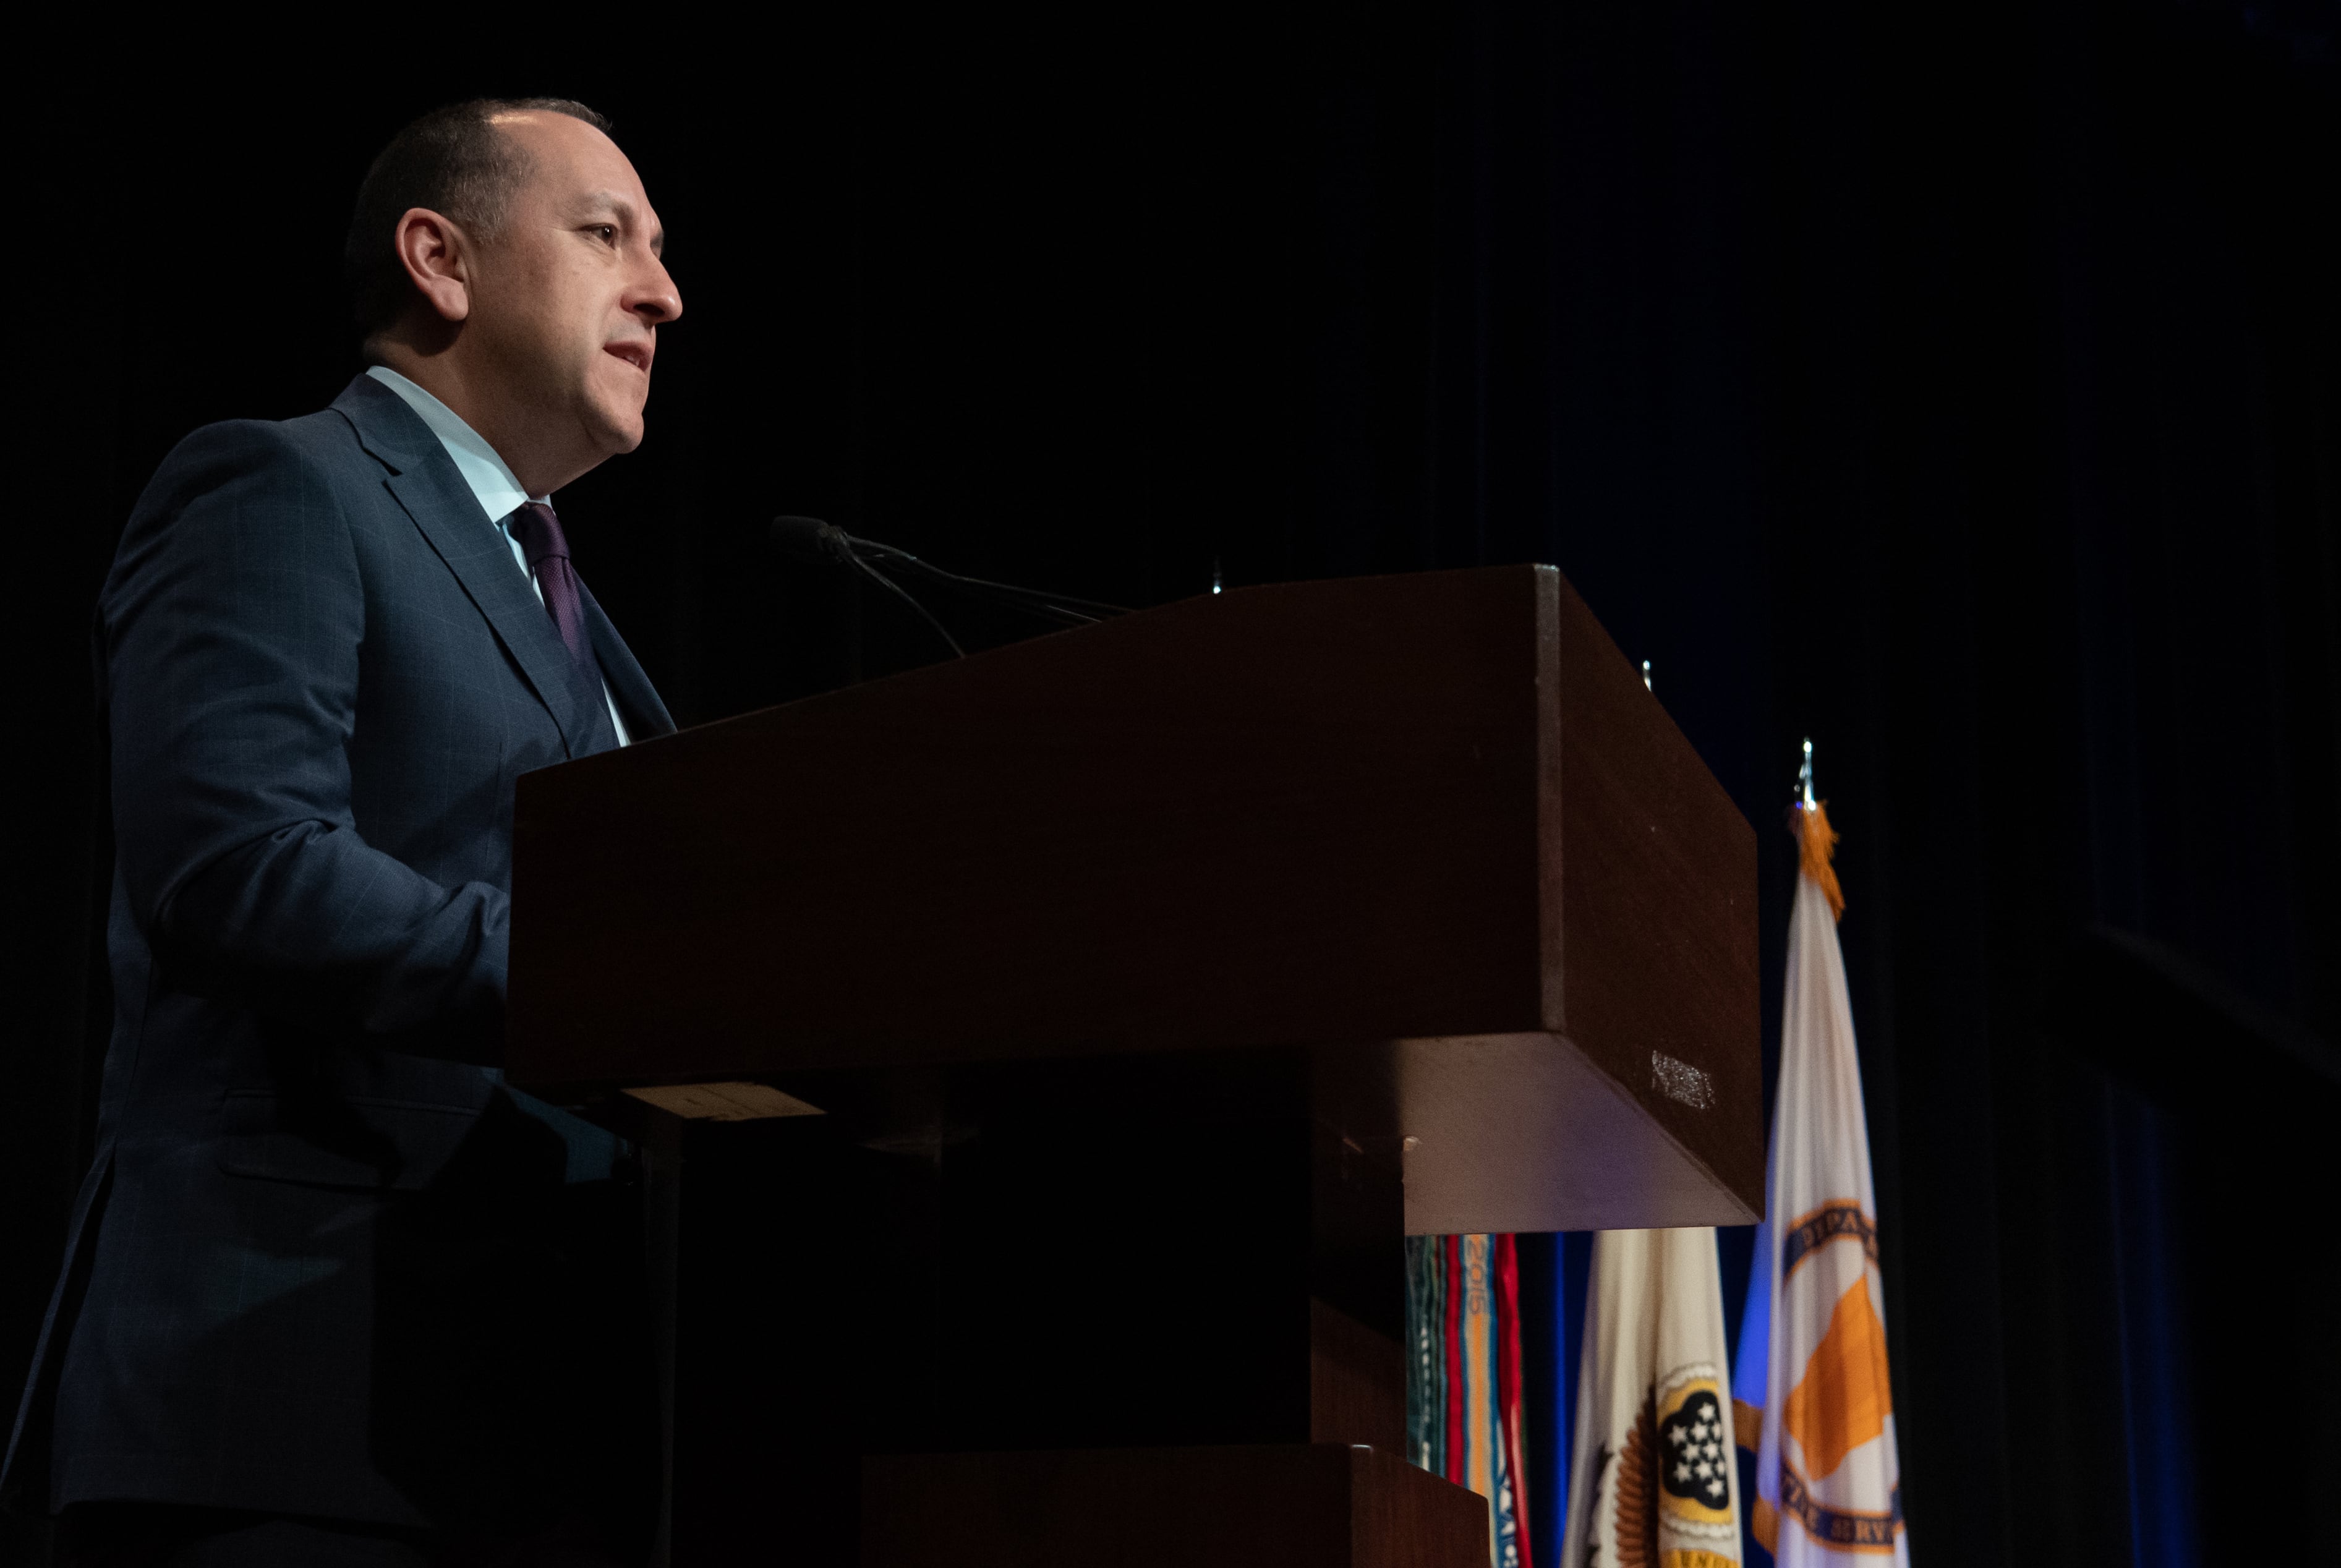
[1792,736,1844,918]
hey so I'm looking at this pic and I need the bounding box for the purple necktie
[510,501,591,666]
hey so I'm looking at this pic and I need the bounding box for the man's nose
[630,257,682,325]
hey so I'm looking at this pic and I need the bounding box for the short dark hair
[343,97,614,344]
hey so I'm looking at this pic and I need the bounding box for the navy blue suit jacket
[6,375,673,1533]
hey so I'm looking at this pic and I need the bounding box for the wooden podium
[507,565,1758,1565]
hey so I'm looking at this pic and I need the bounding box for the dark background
[8,2,2334,1564]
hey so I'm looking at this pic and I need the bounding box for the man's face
[464,113,680,470]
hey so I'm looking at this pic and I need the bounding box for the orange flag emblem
[1780,1276,1892,1482]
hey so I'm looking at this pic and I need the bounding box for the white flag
[1561,1227,1741,1568]
[1749,802,1908,1561]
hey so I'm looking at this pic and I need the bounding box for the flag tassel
[1793,800,1844,921]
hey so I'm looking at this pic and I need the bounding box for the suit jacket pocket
[216,1089,480,1191]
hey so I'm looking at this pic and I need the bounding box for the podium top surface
[510,565,1760,1222]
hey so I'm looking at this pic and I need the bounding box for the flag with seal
[1561,1225,1741,1568]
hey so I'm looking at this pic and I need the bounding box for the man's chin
[583,400,648,456]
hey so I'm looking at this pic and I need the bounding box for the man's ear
[393,207,473,324]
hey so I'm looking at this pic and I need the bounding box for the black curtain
[9,5,2334,1564]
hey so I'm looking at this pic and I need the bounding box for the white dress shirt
[365,366,630,746]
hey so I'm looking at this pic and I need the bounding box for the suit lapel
[578,581,678,740]
[331,377,600,758]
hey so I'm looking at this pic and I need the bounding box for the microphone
[770,516,1127,658]
[769,513,859,569]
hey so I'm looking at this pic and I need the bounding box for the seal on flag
[1584,1363,1741,1568]
[1657,1376,1734,1522]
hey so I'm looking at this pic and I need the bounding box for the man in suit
[4,98,683,1566]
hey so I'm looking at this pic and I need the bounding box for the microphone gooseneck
[850,540,1127,624]
[854,558,968,660]
[768,516,1128,658]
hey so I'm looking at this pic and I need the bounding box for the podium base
[863,1444,1490,1567]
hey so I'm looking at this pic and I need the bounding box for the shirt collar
[364,365,545,527]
